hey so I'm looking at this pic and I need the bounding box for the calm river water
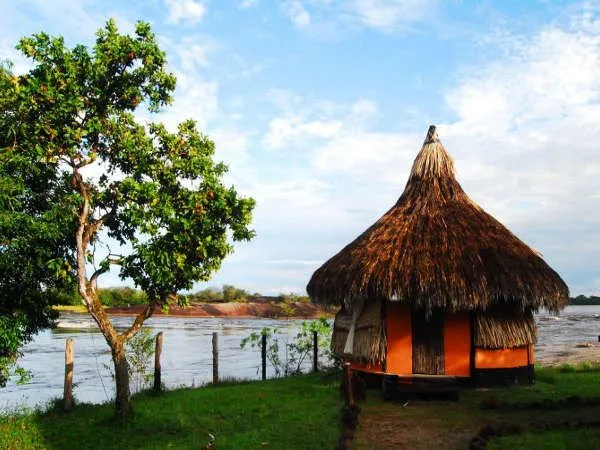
[1,305,599,412]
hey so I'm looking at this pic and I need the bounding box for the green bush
[97,287,148,307]
[278,293,311,303]
[240,318,333,377]
[103,328,156,394]
[126,328,155,393]
[49,287,81,306]
[222,284,249,302]
[188,285,250,303]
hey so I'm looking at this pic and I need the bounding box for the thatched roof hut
[307,125,568,313]
[307,125,569,383]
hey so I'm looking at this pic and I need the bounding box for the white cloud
[283,1,311,28]
[263,116,342,149]
[211,128,250,164]
[312,131,416,181]
[351,99,378,117]
[278,0,437,34]
[150,35,221,132]
[251,8,600,294]
[238,0,258,9]
[158,73,219,131]
[164,0,206,25]
[262,97,379,150]
[348,0,437,32]
[176,38,216,71]
[438,16,600,234]
[302,13,600,228]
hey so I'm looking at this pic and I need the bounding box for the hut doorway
[412,310,445,374]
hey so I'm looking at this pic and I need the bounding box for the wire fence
[1,317,333,412]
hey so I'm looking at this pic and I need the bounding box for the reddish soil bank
[105,300,334,319]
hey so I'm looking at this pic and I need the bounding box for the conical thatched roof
[307,125,569,312]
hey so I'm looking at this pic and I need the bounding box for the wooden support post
[313,330,318,372]
[469,312,476,380]
[527,343,534,385]
[261,333,267,381]
[343,362,354,406]
[212,332,219,385]
[154,332,163,392]
[63,338,74,410]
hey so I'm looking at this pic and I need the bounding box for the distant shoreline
[54,303,599,367]
[56,300,335,319]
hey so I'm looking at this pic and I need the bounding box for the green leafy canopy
[0,19,255,389]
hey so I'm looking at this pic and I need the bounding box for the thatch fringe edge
[475,311,537,349]
[331,326,386,365]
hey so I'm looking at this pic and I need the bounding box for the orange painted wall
[475,345,531,369]
[443,313,471,376]
[386,303,412,375]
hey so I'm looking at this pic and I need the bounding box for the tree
[0,64,78,386]
[222,284,249,302]
[0,20,255,419]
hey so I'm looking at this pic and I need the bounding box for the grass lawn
[488,429,600,450]
[353,364,600,450]
[0,373,342,450]
[52,304,94,314]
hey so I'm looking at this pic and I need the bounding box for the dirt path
[352,400,479,450]
[351,352,600,449]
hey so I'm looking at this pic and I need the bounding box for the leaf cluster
[1,19,255,396]
[1,19,255,308]
[1,61,78,380]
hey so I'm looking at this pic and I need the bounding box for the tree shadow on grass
[30,401,211,450]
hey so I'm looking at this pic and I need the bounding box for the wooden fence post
[63,338,74,410]
[343,362,354,407]
[313,330,318,372]
[212,332,219,384]
[261,333,267,381]
[154,332,163,392]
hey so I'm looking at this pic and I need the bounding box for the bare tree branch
[119,301,157,341]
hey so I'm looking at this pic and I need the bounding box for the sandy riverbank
[102,299,334,319]
[537,342,600,366]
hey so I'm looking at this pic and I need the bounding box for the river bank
[536,343,600,366]
[55,299,335,319]
[3,305,597,412]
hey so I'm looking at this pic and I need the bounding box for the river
[1,305,599,412]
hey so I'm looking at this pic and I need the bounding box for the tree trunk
[113,343,132,421]
[73,165,155,422]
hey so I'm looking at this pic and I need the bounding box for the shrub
[97,287,148,307]
[188,285,250,303]
[103,327,155,394]
[126,328,155,393]
[240,318,333,377]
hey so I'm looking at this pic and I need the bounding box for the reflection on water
[2,305,599,412]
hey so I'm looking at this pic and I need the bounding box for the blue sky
[2,0,600,296]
